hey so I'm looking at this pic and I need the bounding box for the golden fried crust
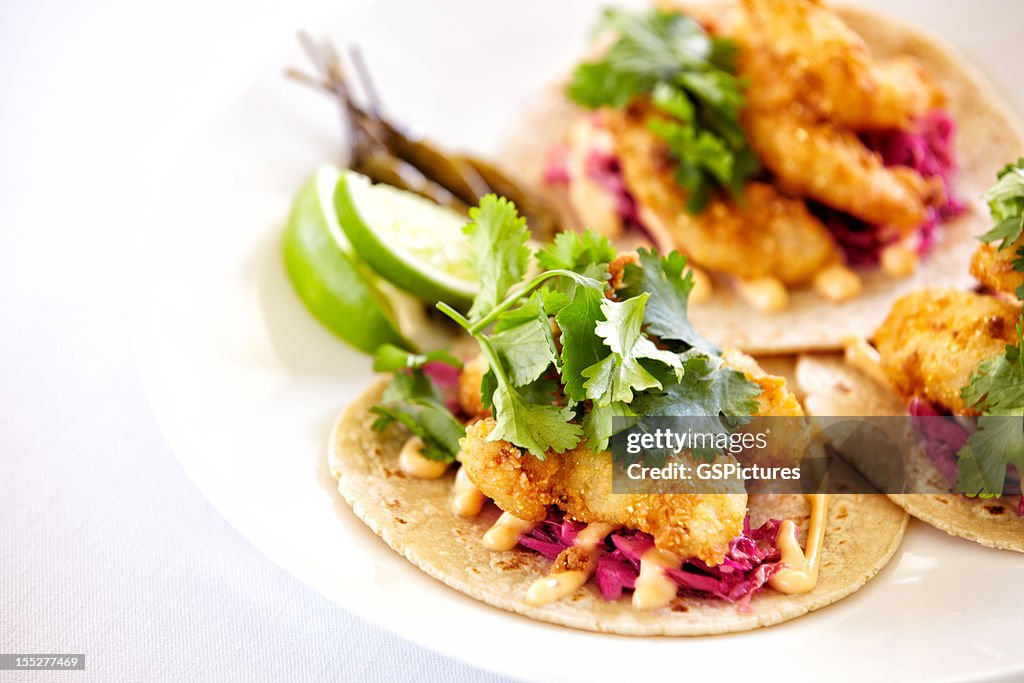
[873,289,1019,414]
[971,243,1024,298]
[722,347,804,418]
[459,420,560,521]
[458,354,491,419]
[460,419,747,564]
[734,0,944,130]
[607,107,840,284]
[743,107,939,232]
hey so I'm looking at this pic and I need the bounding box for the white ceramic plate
[133,1,1024,680]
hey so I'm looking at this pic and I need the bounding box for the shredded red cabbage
[818,110,964,265]
[542,122,654,241]
[907,399,1023,515]
[907,397,968,482]
[543,143,571,185]
[581,148,647,234]
[421,361,461,414]
[519,510,782,608]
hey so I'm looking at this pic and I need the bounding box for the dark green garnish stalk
[289,32,558,240]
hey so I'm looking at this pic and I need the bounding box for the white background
[3,1,1022,681]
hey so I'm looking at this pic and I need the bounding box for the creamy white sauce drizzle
[525,522,614,606]
[451,466,486,518]
[482,512,538,551]
[768,493,828,594]
[633,547,682,610]
[843,338,890,387]
[397,437,450,479]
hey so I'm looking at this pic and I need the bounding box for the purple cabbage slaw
[907,398,1023,514]
[544,110,963,268]
[817,110,964,265]
[543,125,652,241]
[859,109,964,256]
[518,509,783,608]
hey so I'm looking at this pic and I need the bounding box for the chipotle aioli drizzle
[768,493,828,594]
[525,523,614,606]
[632,547,682,610]
[397,437,450,479]
[482,512,538,551]
[451,466,486,518]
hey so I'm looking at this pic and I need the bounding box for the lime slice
[335,171,479,306]
[283,166,412,354]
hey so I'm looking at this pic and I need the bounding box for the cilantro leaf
[566,8,756,212]
[583,400,637,452]
[487,305,556,387]
[535,231,617,281]
[370,370,465,462]
[464,195,531,321]
[566,61,645,110]
[555,282,608,402]
[955,160,1024,498]
[961,315,1024,415]
[981,159,1024,249]
[488,382,582,458]
[582,294,682,406]
[619,248,711,351]
[956,416,1024,497]
[978,215,1024,250]
[631,351,760,421]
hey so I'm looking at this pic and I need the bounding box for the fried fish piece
[971,242,1024,299]
[459,349,805,564]
[460,419,747,565]
[458,353,491,419]
[607,107,841,285]
[743,106,941,233]
[873,289,1019,414]
[724,0,945,232]
[733,0,944,131]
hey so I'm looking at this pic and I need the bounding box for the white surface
[4,1,1024,681]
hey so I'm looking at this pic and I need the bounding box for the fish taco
[504,0,1024,353]
[327,196,908,635]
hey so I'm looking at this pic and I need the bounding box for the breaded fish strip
[743,107,941,232]
[734,0,943,130]
[459,350,805,564]
[873,289,1019,414]
[607,108,841,285]
[457,353,491,419]
[971,242,1024,298]
[461,419,747,565]
[659,0,940,127]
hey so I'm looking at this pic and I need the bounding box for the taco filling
[367,192,841,611]
[543,0,961,311]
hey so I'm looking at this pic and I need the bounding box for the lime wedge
[283,166,412,353]
[335,171,479,306]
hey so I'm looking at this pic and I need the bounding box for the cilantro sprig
[566,8,757,212]
[978,160,1024,250]
[370,346,465,463]
[370,193,761,460]
[957,160,1024,496]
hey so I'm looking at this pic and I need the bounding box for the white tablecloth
[1,0,507,679]
[3,0,1020,680]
